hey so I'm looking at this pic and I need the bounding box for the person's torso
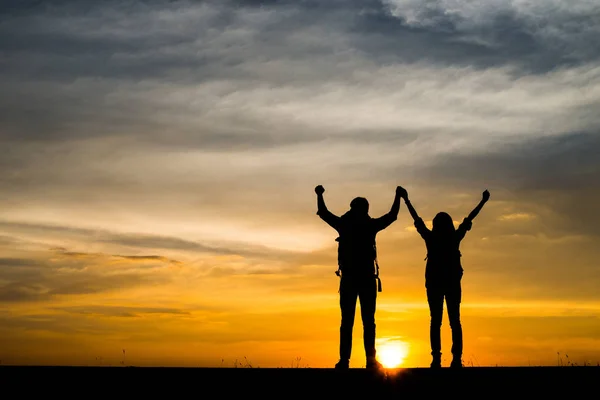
[336,219,378,275]
[424,233,463,281]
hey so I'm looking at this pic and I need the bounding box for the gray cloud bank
[0,0,599,247]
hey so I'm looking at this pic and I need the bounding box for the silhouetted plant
[291,357,307,368]
[229,357,256,368]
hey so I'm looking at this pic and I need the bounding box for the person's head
[349,197,369,217]
[432,212,455,235]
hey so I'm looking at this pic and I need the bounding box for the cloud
[1,0,598,150]
[0,257,43,267]
[114,255,182,264]
[2,1,600,367]
[52,305,191,318]
[0,0,598,304]
[3,1,598,82]
[498,213,536,221]
[0,282,48,302]
[0,219,318,303]
[0,220,301,258]
[379,0,600,72]
[0,1,597,263]
[411,131,600,237]
[0,245,179,302]
[1,1,598,239]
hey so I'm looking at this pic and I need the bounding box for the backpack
[335,234,382,292]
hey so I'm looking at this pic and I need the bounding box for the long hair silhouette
[432,212,456,235]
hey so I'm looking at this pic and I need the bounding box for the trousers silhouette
[426,279,463,360]
[339,274,378,361]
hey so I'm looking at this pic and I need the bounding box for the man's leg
[426,285,444,368]
[338,277,358,368]
[358,277,379,369]
[446,279,463,368]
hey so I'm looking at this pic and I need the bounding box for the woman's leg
[426,286,444,367]
[446,280,463,367]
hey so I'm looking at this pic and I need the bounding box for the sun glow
[378,341,409,368]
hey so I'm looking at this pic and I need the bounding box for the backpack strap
[334,236,382,293]
[374,243,382,292]
[375,259,382,292]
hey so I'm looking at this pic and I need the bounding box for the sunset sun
[377,341,409,369]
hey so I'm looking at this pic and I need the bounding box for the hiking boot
[335,359,349,370]
[450,358,463,368]
[366,358,384,371]
[430,357,442,369]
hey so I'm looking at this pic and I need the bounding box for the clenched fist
[482,189,490,202]
[396,186,408,199]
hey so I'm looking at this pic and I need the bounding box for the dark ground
[1,366,598,397]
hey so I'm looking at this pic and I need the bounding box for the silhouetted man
[315,184,403,370]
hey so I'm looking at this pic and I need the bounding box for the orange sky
[1,186,599,368]
[1,0,600,368]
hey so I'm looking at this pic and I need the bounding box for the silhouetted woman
[401,189,490,368]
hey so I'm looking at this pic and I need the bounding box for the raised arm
[402,188,431,239]
[466,190,490,222]
[455,190,490,240]
[402,188,421,222]
[315,185,341,230]
[372,186,403,232]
